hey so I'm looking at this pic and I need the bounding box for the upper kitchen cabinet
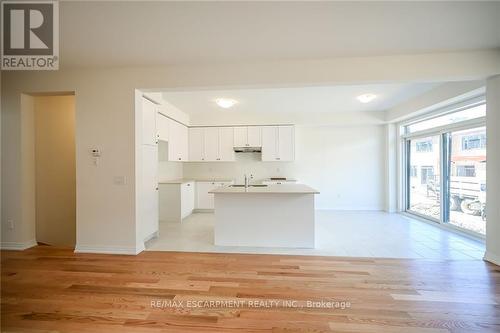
[157,112,169,142]
[189,127,205,161]
[262,126,295,161]
[141,98,157,146]
[205,127,235,162]
[168,119,188,161]
[187,127,235,162]
[234,126,262,147]
[219,127,236,161]
[204,127,219,161]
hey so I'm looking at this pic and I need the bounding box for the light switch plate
[113,176,126,185]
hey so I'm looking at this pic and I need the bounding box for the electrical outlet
[8,219,14,230]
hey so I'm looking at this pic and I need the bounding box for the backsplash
[158,141,183,181]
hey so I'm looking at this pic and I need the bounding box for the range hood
[234,147,262,153]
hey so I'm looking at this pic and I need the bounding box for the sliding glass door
[448,127,486,235]
[407,135,441,221]
[402,101,486,237]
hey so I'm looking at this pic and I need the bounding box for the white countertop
[159,178,234,184]
[209,184,319,194]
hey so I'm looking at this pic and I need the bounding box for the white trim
[193,209,215,213]
[483,251,500,266]
[0,239,37,250]
[74,244,143,255]
[402,117,486,140]
[400,95,485,128]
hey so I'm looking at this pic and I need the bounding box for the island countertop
[209,184,319,194]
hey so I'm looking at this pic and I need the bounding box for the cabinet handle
[155,187,159,191]
[276,157,280,160]
[202,158,204,160]
[187,183,190,186]
[178,158,181,160]
[217,158,220,160]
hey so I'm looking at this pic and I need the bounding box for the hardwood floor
[1,246,499,332]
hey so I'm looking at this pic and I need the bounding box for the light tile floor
[146,211,485,260]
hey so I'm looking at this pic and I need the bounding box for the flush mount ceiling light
[215,98,238,109]
[357,93,377,103]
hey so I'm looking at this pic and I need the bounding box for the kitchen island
[209,184,319,248]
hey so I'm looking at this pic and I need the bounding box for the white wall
[385,80,485,122]
[485,75,500,265]
[184,125,385,210]
[2,50,500,254]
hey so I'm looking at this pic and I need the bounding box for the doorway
[31,94,76,247]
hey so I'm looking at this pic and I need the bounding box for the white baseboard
[193,209,215,213]
[74,244,143,255]
[0,239,37,250]
[483,251,500,266]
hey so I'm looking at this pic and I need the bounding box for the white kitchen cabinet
[157,113,169,142]
[233,126,261,147]
[196,181,234,210]
[189,127,205,161]
[204,127,219,161]
[248,126,262,147]
[262,126,278,161]
[141,144,158,240]
[278,126,295,161]
[159,181,194,222]
[262,126,295,161]
[180,123,189,161]
[181,182,195,218]
[233,127,247,147]
[168,119,189,161]
[142,98,157,146]
[218,127,235,161]
[201,127,235,162]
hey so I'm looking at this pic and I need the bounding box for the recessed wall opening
[21,92,76,248]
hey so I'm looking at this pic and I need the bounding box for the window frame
[399,97,486,239]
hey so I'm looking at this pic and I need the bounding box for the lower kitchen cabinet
[159,181,195,222]
[196,181,234,210]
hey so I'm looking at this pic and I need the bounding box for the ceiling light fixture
[357,93,377,103]
[215,98,238,109]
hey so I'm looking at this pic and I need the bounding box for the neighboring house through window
[462,134,486,150]
[416,140,433,152]
[456,165,476,177]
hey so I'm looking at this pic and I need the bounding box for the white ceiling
[161,82,442,115]
[60,1,500,68]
